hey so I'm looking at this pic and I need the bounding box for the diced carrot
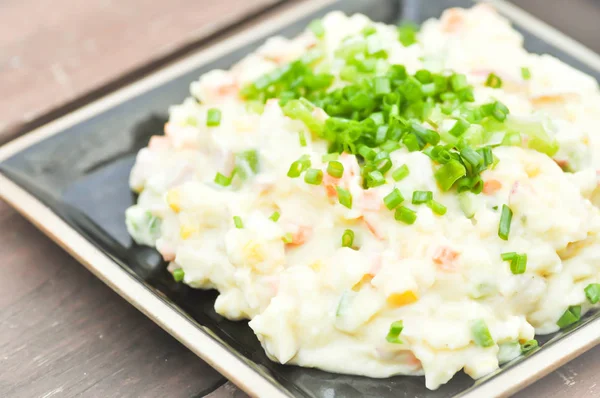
[387,291,419,307]
[432,246,459,272]
[362,214,385,240]
[483,179,502,195]
[441,9,465,33]
[286,226,312,246]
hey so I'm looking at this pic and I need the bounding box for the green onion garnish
[471,319,494,347]
[206,108,222,126]
[327,161,344,178]
[336,186,353,209]
[521,339,538,354]
[269,211,280,222]
[510,254,527,274]
[385,320,404,344]
[384,188,404,210]
[498,204,513,241]
[412,190,433,205]
[584,283,600,304]
[449,118,470,137]
[173,268,185,282]
[282,233,294,244]
[521,67,531,80]
[299,131,307,147]
[392,164,410,181]
[485,73,503,89]
[435,160,466,191]
[556,305,581,328]
[214,172,232,186]
[341,229,355,248]
[304,168,323,185]
[366,170,386,188]
[427,199,447,215]
[287,156,311,178]
[233,216,244,229]
[395,206,417,225]
[397,21,418,47]
[501,252,517,261]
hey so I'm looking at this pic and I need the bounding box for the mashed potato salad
[126,5,600,390]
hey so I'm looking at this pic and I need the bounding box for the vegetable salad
[126,5,600,390]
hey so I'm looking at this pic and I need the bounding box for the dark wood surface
[2,0,600,397]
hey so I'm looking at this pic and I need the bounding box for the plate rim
[2,0,600,397]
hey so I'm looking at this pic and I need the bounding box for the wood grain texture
[0,0,278,144]
[0,200,225,398]
[2,0,600,397]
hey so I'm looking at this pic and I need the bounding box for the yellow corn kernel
[387,291,419,307]
[352,273,374,292]
[243,241,264,264]
[166,189,181,213]
[179,224,196,240]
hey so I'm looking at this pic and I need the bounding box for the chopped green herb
[342,229,355,248]
[584,283,600,304]
[385,320,404,344]
[384,188,404,210]
[206,108,222,126]
[395,206,417,225]
[336,186,353,209]
[498,204,513,240]
[471,319,494,347]
[556,305,581,328]
[233,216,244,229]
[173,268,185,282]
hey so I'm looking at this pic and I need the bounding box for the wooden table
[1,0,600,397]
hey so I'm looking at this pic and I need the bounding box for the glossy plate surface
[2,1,600,397]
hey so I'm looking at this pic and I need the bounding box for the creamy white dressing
[126,5,600,390]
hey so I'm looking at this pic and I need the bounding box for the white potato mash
[126,5,600,390]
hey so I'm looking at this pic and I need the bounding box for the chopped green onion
[384,188,404,210]
[233,216,244,229]
[385,320,404,344]
[206,108,222,126]
[398,21,418,47]
[282,233,294,244]
[336,186,353,209]
[498,204,513,240]
[427,199,447,215]
[366,170,386,188]
[521,339,538,354]
[341,229,355,248]
[471,319,494,348]
[287,156,310,178]
[584,283,600,304]
[460,146,483,168]
[214,172,231,186]
[282,99,324,135]
[173,268,185,282]
[374,77,391,95]
[395,206,417,225]
[501,252,517,261]
[521,67,531,80]
[308,19,325,38]
[327,161,344,178]
[412,190,433,205]
[186,116,198,126]
[485,73,503,89]
[392,164,410,181]
[450,73,469,92]
[269,211,280,222]
[435,160,466,191]
[449,118,470,137]
[298,131,307,147]
[556,305,581,328]
[235,150,259,179]
[304,168,323,185]
[510,254,527,275]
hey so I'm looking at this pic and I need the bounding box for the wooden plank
[0,0,279,143]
